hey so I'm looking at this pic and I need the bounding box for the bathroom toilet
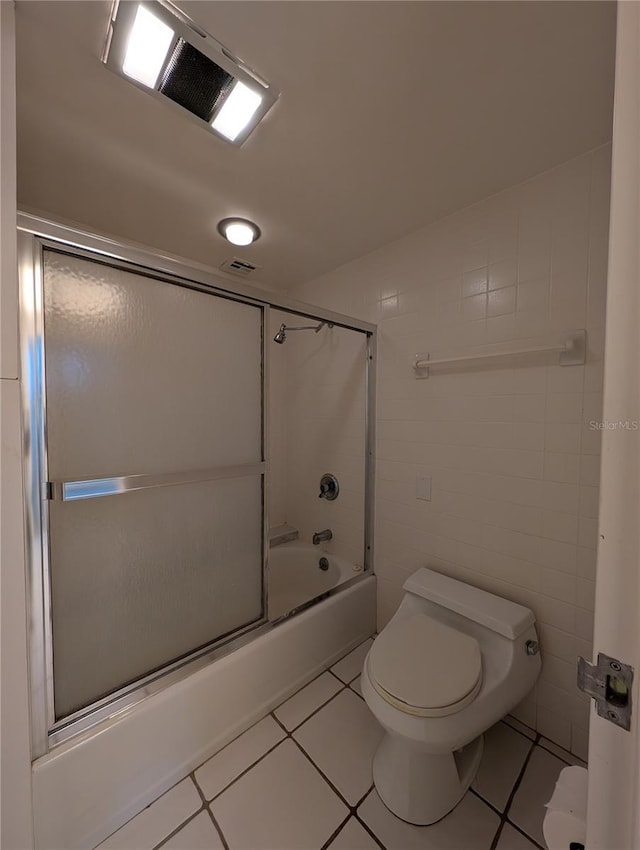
[362,568,541,825]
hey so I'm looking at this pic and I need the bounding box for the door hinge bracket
[578,652,633,731]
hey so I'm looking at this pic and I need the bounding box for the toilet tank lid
[403,569,535,639]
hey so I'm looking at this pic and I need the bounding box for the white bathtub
[32,573,376,849]
[268,541,362,620]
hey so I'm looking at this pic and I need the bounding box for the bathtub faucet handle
[312,529,333,545]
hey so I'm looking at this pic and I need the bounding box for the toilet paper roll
[543,810,586,850]
[543,766,588,850]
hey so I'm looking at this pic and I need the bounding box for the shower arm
[273,320,334,343]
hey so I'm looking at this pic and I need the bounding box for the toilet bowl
[362,568,541,825]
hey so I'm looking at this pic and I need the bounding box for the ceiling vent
[220,258,258,278]
[103,2,279,145]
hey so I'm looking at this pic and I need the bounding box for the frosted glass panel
[43,250,262,479]
[42,250,265,721]
[50,475,263,719]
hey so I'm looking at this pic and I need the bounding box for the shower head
[272,321,333,344]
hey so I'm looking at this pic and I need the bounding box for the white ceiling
[16,1,616,290]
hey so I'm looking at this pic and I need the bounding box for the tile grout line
[99,776,207,850]
[269,637,371,731]
[506,818,547,850]
[496,717,540,747]
[102,631,570,850]
[537,739,587,769]
[503,732,540,820]
[274,706,389,848]
[152,806,206,850]
[189,771,230,850]
[189,646,369,811]
[205,807,230,850]
[469,786,504,820]
[354,799,387,850]
[285,681,349,734]
[186,639,368,798]
[204,733,287,805]
[270,710,289,736]
[467,786,519,850]
[290,733,357,812]
[327,667,348,685]
[189,708,292,788]
[274,707,373,820]
[471,732,554,850]
[140,726,555,850]
[489,819,506,850]
[501,734,550,850]
[188,662,370,850]
[349,680,366,702]
[190,771,207,807]
[318,813,352,850]
[502,714,538,741]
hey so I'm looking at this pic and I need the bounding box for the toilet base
[372,732,484,825]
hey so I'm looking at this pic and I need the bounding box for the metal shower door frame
[17,213,377,758]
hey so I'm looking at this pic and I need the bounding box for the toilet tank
[403,569,535,640]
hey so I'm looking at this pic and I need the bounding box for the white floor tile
[495,823,540,850]
[350,675,363,697]
[331,639,374,683]
[194,716,285,801]
[160,813,224,849]
[275,672,343,730]
[509,747,566,846]
[210,740,348,849]
[358,790,500,850]
[294,688,383,805]
[97,780,201,850]
[539,737,587,767]
[327,817,380,850]
[503,715,537,741]
[472,722,533,811]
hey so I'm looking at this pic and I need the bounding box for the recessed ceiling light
[103,2,279,146]
[217,218,261,246]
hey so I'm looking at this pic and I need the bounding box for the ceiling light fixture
[103,2,279,146]
[121,5,174,89]
[217,218,261,246]
[211,82,263,142]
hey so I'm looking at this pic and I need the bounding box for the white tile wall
[289,146,611,757]
[268,308,368,566]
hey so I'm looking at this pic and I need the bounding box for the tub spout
[312,529,333,545]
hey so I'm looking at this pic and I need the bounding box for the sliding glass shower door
[41,249,265,721]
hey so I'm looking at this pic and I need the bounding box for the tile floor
[97,638,585,850]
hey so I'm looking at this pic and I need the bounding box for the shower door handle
[47,462,266,502]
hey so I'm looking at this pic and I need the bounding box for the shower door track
[17,212,377,758]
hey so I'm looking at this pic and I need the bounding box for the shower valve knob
[318,474,339,501]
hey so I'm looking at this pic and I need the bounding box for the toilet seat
[368,614,483,717]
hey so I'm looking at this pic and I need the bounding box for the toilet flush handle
[525,640,540,656]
